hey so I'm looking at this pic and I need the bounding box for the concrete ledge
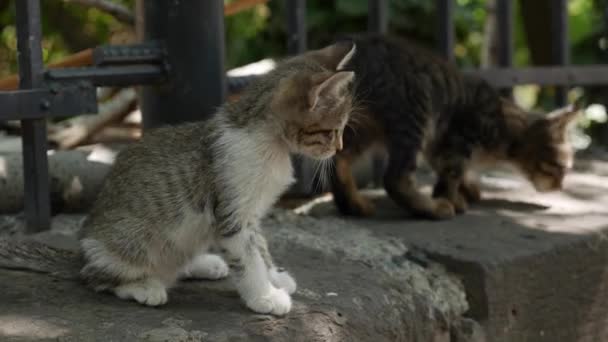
[0,210,470,342]
[1,163,608,341]
[301,165,608,342]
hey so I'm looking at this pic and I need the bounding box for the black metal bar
[16,0,50,232]
[228,65,608,92]
[368,0,388,33]
[286,0,307,55]
[46,65,165,87]
[0,84,96,120]
[368,0,389,187]
[465,65,608,88]
[285,0,312,195]
[92,43,165,66]
[551,0,569,106]
[140,0,226,128]
[496,0,513,97]
[436,0,454,61]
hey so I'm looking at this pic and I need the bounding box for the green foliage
[0,0,606,83]
[0,0,133,77]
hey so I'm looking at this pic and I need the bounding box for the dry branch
[88,125,141,144]
[0,48,93,91]
[49,87,137,149]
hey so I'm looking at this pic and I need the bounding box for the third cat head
[508,102,581,192]
[272,41,356,160]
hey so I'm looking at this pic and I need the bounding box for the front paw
[181,254,229,280]
[460,181,481,203]
[451,193,469,213]
[114,279,168,307]
[269,268,297,294]
[431,198,456,220]
[337,196,375,217]
[245,287,292,316]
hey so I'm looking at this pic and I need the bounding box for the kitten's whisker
[310,159,324,193]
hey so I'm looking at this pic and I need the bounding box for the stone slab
[301,163,608,342]
[0,211,470,342]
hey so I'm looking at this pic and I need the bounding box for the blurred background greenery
[0,0,607,148]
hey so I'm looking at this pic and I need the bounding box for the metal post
[16,0,51,233]
[551,0,569,106]
[140,0,226,128]
[437,0,454,61]
[368,0,388,187]
[368,0,388,34]
[286,0,307,55]
[285,0,312,195]
[496,0,513,97]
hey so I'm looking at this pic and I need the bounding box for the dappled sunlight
[477,172,608,235]
[227,58,276,77]
[0,156,6,178]
[0,315,69,339]
[293,193,333,215]
[292,166,608,237]
[86,144,117,165]
[63,176,84,201]
[498,210,608,235]
[565,172,608,191]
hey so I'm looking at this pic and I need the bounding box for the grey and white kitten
[79,42,356,315]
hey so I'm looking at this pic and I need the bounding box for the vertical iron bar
[551,0,569,106]
[437,0,454,61]
[368,0,388,187]
[16,0,51,233]
[368,0,388,34]
[140,0,226,128]
[286,0,307,55]
[285,0,312,195]
[496,0,513,97]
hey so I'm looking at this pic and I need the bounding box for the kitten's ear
[308,71,355,110]
[308,41,356,71]
[547,104,581,136]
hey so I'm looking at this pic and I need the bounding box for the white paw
[114,279,168,306]
[269,268,297,295]
[245,287,292,316]
[182,254,229,280]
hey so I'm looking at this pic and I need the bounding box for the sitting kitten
[79,42,356,315]
[329,34,579,219]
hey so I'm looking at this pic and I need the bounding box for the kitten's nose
[336,136,343,151]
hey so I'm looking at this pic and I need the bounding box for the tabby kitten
[329,34,579,219]
[79,42,356,315]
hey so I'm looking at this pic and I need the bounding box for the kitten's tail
[0,237,81,280]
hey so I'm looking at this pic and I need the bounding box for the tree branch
[62,0,135,25]
[49,87,137,149]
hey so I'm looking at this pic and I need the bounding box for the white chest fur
[214,125,295,224]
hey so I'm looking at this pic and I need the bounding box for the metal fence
[1,0,608,233]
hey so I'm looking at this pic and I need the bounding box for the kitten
[328,34,579,220]
[79,41,356,315]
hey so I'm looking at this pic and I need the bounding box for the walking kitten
[329,34,579,219]
[79,42,356,315]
